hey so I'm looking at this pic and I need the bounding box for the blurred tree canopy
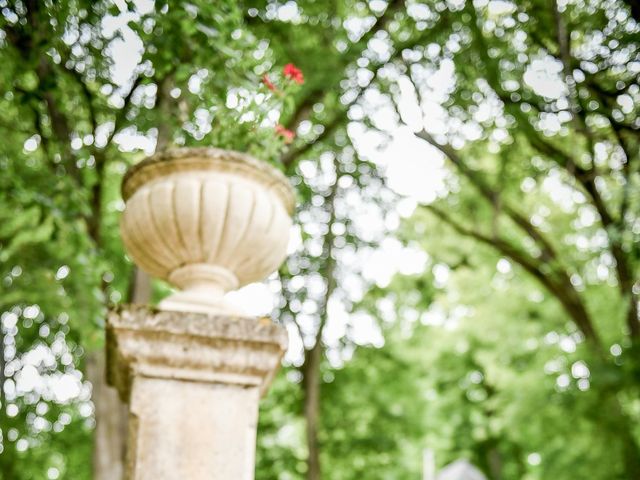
[0,1,638,479]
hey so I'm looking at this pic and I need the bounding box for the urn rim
[122,147,295,214]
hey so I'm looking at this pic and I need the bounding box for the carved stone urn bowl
[120,147,295,314]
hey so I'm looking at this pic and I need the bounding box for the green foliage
[206,71,303,166]
[1,0,639,479]
[256,337,431,480]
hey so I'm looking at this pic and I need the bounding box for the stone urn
[120,147,295,314]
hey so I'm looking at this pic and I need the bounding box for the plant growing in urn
[120,64,304,314]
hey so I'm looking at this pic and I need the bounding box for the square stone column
[106,306,288,480]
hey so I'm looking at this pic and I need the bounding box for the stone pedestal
[106,306,288,480]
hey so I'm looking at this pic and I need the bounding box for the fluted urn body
[120,147,295,314]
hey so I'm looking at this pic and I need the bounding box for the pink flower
[275,124,295,144]
[283,63,304,84]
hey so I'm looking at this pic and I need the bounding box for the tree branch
[552,0,597,159]
[280,0,407,166]
[466,2,639,336]
[107,75,145,148]
[62,64,99,135]
[414,129,563,267]
[425,204,602,346]
[282,25,434,170]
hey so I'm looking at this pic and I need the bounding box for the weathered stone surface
[112,147,294,478]
[119,147,295,314]
[106,305,288,480]
[437,460,487,480]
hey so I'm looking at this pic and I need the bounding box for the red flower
[275,124,295,144]
[283,63,304,84]
[262,74,277,92]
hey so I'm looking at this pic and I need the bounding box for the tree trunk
[87,351,129,480]
[299,159,339,480]
[302,342,322,480]
[487,447,503,480]
[90,268,150,480]
[607,393,640,478]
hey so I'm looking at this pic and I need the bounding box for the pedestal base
[106,306,287,480]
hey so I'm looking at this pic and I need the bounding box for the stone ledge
[121,146,296,214]
[106,305,288,402]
